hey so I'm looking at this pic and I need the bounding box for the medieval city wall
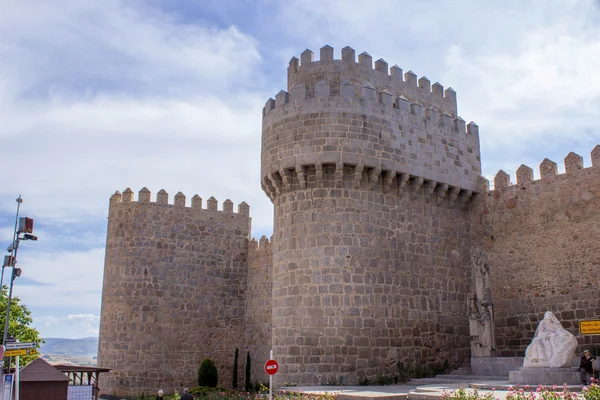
[262,46,482,385]
[483,147,600,356]
[97,43,600,395]
[246,235,273,385]
[98,188,251,396]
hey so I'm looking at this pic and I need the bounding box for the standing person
[580,350,596,384]
[181,387,194,400]
[156,389,165,400]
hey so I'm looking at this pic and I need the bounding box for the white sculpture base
[509,367,581,385]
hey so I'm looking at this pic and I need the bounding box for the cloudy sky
[0,0,599,340]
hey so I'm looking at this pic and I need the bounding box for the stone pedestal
[509,367,581,385]
[472,356,524,376]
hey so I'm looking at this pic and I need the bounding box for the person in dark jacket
[181,387,194,400]
[581,350,596,384]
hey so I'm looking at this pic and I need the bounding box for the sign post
[2,374,13,400]
[4,342,36,351]
[4,349,36,358]
[264,350,279,400]
[15,355,19,400]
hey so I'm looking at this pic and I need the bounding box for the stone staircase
[406,364,511,399]
[409,364,509,385]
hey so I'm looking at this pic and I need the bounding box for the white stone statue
[523,311,577,368]
[469,251,495,357]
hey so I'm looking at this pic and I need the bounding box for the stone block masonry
[97,44,600,396]
[263,46,482,385]
[483,147,600,356]
[98,188,251,396]
[246,236,273,385]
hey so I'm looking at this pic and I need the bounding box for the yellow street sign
[580,320,600,335]
[4,348,37,357]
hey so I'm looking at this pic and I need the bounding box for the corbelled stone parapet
[261,80,481,204]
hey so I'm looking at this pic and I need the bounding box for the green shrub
[258,382,269,394]
[396,362,412,384]
[251,381,267,392]
[357,376,370,386]
[198,358,219,388]
[584,379,600,400]
[414,364,435,379]
[190,386,233,397]
[374,374,395,385]
[441,359,451,374]
[321,376,343,386]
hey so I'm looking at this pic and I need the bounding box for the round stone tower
[98,188,250,396]
[261,46,483,385]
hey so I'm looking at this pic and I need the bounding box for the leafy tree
[0,285,43,366]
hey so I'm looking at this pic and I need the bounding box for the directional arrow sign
[4,348,37,357]
[5,342,36,350]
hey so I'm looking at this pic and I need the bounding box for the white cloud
[0,1,277,339]
[0,0,274,235]
[272,0,600,180]
[13,247,104,311]
[0,1,263,97]
[4,0,599,340]
[34,314,100,339]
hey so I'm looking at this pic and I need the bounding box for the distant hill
[40,337,98,357]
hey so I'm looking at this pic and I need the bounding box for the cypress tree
[245,351,251,391]
[232,347,239,389]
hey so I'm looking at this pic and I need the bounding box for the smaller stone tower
[98,188,251,397]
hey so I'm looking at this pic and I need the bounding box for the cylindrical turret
[261,46,482,385]
[98,188,251,396]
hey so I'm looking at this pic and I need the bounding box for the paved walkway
[280,380,588,400]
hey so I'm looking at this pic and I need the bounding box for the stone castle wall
[97,188,251,397]
[246,236,273,385]
[482,147,600,355]
[262,46,482,385]
[97,43,600,395]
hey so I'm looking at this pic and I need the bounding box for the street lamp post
[1,196,37,360]
[0,196,22,294]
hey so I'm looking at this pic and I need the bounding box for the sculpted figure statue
[469,250,495,356]
[523,311,577,368]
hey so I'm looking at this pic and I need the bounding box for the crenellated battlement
[109,187,250,218]
[286,45,457,116]
[262,77,481,198]
[248,235,273,261]
[263,79,473,139]
[101,185,251,396]
[489,146,600,192]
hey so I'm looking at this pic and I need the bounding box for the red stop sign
[265,359,278,375]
